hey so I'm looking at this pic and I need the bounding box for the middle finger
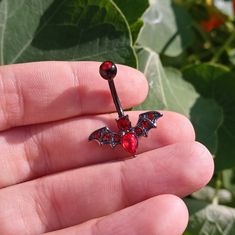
[0,111,195,188]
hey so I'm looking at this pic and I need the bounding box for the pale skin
[0,61,214,235]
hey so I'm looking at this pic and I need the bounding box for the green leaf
[138,0,194,57]
[192,186,216,202]
[183,64,235,171]
[0,0,136,66]
[112,0,148,25]
[112,0,149,44]
[222,168,235,197]
[185,199,235,235]
[228,49,235,66]
[190,97,223,155]
[135,48,224,156]
[192,186,232,204]
[130,19,144,44]
[183,232,193,235]
[135,47,199,116]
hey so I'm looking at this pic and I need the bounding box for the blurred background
[0,0,235,234]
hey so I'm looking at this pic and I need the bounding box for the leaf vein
[10,0,66,64]
[0,0,8,65]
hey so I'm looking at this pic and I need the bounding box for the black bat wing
[134,111,163,137]
[88,127,121,148]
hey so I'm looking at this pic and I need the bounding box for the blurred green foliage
[0,0,235,234]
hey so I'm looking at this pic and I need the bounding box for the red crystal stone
[134,127,142,135]
[103,133,111,141]
[94,131,101,139]
[141,120,149,129]
[147,113,155,120]
[121,133,138,155]
[99,61,117,80]
[116,116,131,130]
[114,134,120,142]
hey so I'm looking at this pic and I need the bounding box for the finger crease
[23,127,51,177]
[66,62,83,114]
[34,178,64,232]
[119,161,132,208]
[91,217,104,235]
[0,71,11,129]
[13,74,25,126]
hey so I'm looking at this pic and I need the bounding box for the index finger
[0,61,147,131]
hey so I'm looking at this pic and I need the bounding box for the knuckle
[0,67,25,129]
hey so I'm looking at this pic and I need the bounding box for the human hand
[0,62,214,235]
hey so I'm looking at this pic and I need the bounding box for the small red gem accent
[114,134,120,142]
[121,133,138,155]
[94,131,101,139]
[147,113,155,120]
[141,120,149,129]
[134,127,142,135]
[116,116,131,130]
[103,133,111,141]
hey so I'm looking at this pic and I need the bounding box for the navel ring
[88,61,162,156]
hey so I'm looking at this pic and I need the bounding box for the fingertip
[192,141,214,188]
[149,195,188,235]
[157,111,196,145]
[178,141,214,194]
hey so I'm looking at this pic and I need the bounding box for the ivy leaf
[190,97,223,155]
[138,0,194,57]
[185,199,235,235]
[130,19,144,44]
[183,64,235,171]
[135,47,198,116]
[0,0,136,66]
[135,48,223,155]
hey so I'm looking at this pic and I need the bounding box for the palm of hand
[0,62,213,235]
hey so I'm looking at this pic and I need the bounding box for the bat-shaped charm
[88,61,163,156]
[89,111,162,154]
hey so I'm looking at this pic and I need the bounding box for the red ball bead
[99,61,117,80]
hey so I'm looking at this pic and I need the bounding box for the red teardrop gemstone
[121,133,138,155]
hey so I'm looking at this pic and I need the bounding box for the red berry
[99,61,117,80]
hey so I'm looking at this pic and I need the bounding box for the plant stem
[212,172,222,205]
[211,30,235,63]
